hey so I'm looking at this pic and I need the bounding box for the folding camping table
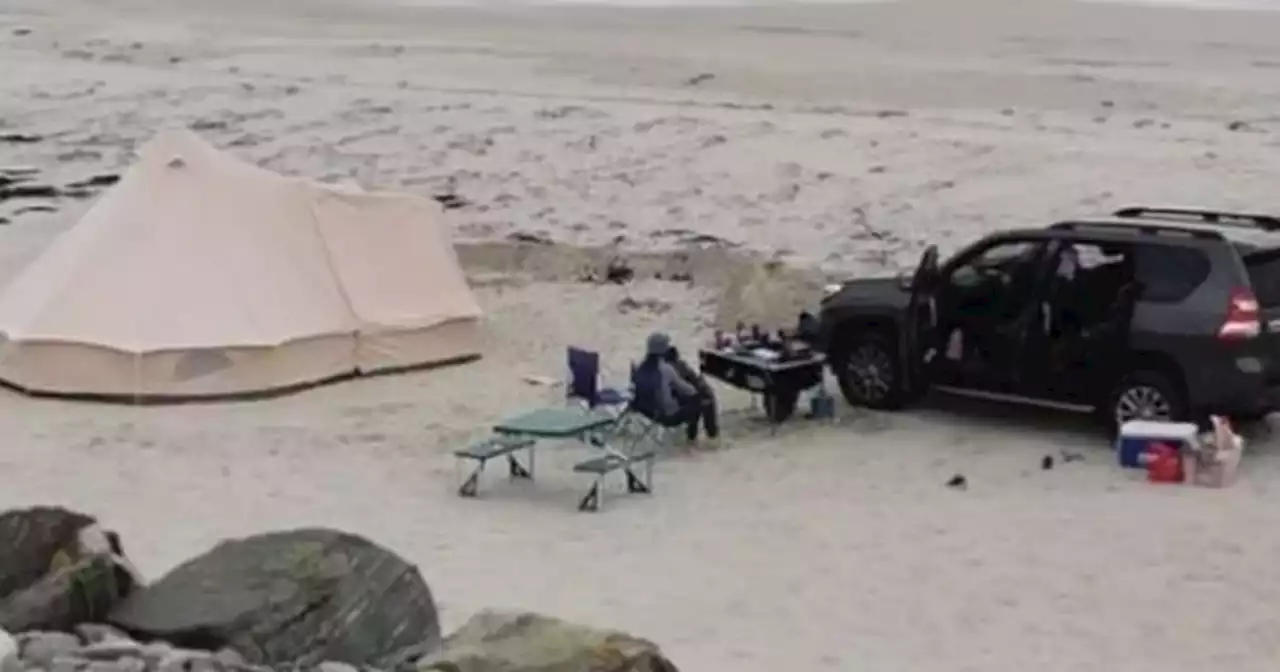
[454,407,654,512]
[699,348,827,432]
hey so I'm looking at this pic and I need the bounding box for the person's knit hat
[646,331,672,357]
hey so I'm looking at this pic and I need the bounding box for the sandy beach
[6,0,1280,669]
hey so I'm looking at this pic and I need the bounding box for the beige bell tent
[0,129,482,400]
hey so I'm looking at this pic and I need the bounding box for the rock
[317,662,358,672]
[0,173,29,188]
[47,656,84,672]
[0,509,93,591]
[108,528,440,667]
[1,629,19,672]
[415,610,679,672]
[603,259,634,285]
[0,508,140,632]
[13,205,55,216]
[17,631,81,667]
[64,174,119,190]
[211,648,245,667]
[684,72,714,86]
[73,624,129,645]
[506,231,553,246]
[79,640,144,661]
[431,193,469,210]
[0,555,134,633]
[0,185,60,202]
[0,167,38,179]
[86,660,143,672]
[165,657,215,672]
[137,643,174,669]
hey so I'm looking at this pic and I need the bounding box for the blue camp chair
[566,347,630,413]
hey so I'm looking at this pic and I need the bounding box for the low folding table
[454,407,654,512]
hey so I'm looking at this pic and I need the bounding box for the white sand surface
[6,0,1280,670]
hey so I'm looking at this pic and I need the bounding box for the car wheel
[835,332,905,410]
[1107,370,1189,430]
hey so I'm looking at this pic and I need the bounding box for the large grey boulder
[107,528,440,667]
[415,610,680,672]
[0,628,18,672]
[0,507,140,632]
[0,506,97,600]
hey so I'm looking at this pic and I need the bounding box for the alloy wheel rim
[846,344,893,402]
[1115,385,1172,424]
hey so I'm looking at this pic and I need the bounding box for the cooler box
[1116,420,1199,469]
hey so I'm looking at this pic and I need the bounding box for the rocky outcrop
[414,610,680,672]
[5,622,276,672]
[1,507,681,672]
[0,507,140,633]
[107,528,440,668]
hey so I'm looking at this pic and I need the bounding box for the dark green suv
[814,207,1280,429]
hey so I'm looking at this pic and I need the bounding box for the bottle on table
[776,328,791,357]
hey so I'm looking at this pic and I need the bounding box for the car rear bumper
[1185,357,1280,417]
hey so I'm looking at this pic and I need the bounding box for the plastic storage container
[1185,446,1242,487]
[1184,417,1243,488]
[1116,420,1199,469]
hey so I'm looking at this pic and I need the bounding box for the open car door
[901,245,940,396]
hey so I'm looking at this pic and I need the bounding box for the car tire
[1106,369,1190,432]
[834,331,906,410]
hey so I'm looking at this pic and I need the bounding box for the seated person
[665,345,719,439]
[631,332,720,442]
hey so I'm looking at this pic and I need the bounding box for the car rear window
[1245,248,1280,308]
[1134,246,1211,303]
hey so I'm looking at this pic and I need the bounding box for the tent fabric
[0,129,482,400]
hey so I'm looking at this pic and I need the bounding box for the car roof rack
[1049,220,1226,240]
[1113,206,1280,232]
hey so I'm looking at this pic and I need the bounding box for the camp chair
[566,347,630,414]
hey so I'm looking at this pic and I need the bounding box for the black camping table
[699,348,827,430]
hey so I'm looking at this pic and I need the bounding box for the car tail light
[1219,288,1261,340]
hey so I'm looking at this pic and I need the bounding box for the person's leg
[699,391,719,439]
[681,399,702,441]
[660,399,704,441]
[658,404,698,440]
